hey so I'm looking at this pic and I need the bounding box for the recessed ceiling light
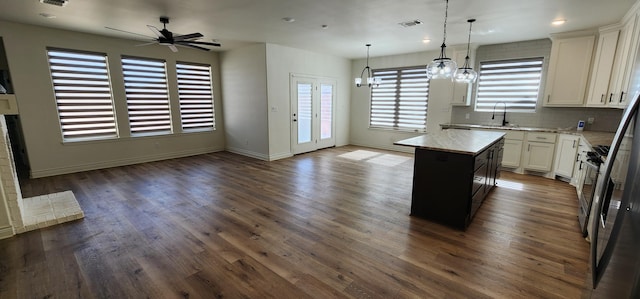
[39,12,57,19]
[282,17,295,23]
[321,24,329,29]
[552,19,566,26]
[422,38,431,44]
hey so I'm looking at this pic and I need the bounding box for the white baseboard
[268,151,293,161]
[348,141,414,154]
[0,225,15,240]
[31,146,224,178]
[225,147,270,161]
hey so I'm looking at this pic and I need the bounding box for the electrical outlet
[465,113,470,120]
[587,117,595,124]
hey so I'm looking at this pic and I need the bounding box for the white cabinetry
[501,131,524,168]
[571,137,590,187]
[523,132,557,172]
[544,34,595,107]
[586,29,620,107]
[554,134,580,178]
[450,49,473,106]
[609,13,639,108]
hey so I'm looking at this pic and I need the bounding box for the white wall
[220,44,270,159]
[349,47,465,152]
[0,20,225,177]
[265,43,351,159]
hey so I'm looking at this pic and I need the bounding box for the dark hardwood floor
[0,146,589,298]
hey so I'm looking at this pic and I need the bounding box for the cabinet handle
[619,92,625,103]
[609,93,614,103]
[528,144,531,151]
[579,160,583,170]
[547,95,550,102]
[462,95,466,103]
[576,153,580,162]
[601,94,605,103]
[572,140,576,148]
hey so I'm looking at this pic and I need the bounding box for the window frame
[46,47,119,142]
[369,65,430,132]
[176,61,216,132]
[474,57,545,113]
[121,55,173,136]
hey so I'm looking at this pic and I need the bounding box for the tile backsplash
[451,106,623,132]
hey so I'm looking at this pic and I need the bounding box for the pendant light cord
[442,0,449,45]
[465,20,472,58]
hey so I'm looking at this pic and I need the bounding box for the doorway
[290,74,336,155]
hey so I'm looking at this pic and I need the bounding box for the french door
[290,74,336,155]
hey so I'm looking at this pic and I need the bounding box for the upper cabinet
[450,49,473,107]
[548,6,640,109]
[544,33,595,107]
[608,13,639,108]
[586,28,620,107]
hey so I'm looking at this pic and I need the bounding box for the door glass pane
[320,84,333,140]
[297,83,312,144]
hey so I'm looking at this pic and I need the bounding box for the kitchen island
[395,130,505,230]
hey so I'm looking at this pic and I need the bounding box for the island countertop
[394,130,505,155]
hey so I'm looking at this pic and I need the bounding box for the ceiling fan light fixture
[426,0,457,80]
[454,18,478,83]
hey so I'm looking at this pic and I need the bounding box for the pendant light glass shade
[426,0,457,80]
[355,44,379,87]
[454,19,477,83]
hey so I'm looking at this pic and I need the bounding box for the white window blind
[47,49,118,141]
[176,62,215,131]
[475,58,544,112]
[122,56,172,135]
[370,66,429,131]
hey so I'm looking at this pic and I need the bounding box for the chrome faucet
[492,102,508,126]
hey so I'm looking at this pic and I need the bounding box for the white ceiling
[0,0,637,59]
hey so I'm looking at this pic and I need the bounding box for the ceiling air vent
[399,20,423,28]
[40,0,69,7]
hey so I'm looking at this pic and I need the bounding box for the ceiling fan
[106,16,221,52]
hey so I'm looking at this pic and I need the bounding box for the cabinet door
[544,35,595,107]
[523,141,556,172]
[611,14,639,108]
[451,50,472,106]
[554,135,580,178]
[502,139,523,168]
[586,30,619,107]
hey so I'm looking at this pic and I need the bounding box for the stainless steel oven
[578,152,602,237]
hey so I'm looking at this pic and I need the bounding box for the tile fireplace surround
[0,115,84,239]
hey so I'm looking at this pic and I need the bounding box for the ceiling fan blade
[105,26,154,39]
[175,43,211,51]
[135,41,158,47]
[147,25,164,38]
[182,41,221,47]
[174,33,203,41]
[168,44,179,52]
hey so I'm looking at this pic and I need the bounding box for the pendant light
[426,0,457,80]
[355,44,380,87]
[454,19,478,83]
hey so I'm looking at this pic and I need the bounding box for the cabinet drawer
[527,132,556,143]
[474,150,488,171]
[504,131,524,140]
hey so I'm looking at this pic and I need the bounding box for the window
[370,66,429,131]
[475,57,544,112]
[176,62,215,131]
[122,56,172,136]
[47,49,117,141]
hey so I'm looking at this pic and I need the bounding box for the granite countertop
[394,130,505,155]
[440,123,615,149]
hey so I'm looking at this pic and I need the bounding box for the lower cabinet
[554,134,580,178]
[410,138,503,230]
[523,132,557,172]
